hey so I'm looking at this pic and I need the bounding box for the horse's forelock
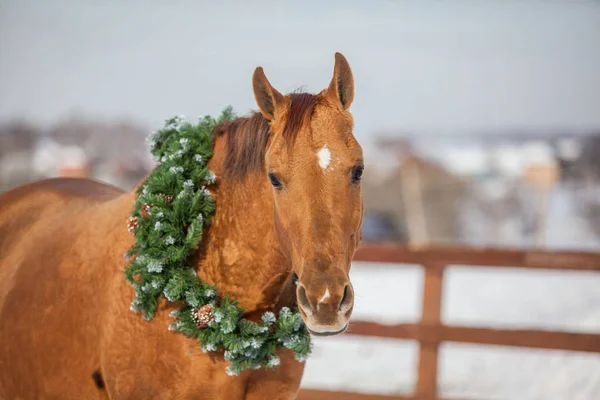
[215,93,318,182]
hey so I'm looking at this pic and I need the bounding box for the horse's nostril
[298,285,312,313]
[339,284,352,311]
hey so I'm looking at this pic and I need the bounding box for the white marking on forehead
[317,146,331,169]
[317,287,331,304]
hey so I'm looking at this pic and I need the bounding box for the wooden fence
[298,243,600,400]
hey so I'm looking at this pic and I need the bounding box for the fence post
[416,263,445,400]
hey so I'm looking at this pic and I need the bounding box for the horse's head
[252,53,363,336]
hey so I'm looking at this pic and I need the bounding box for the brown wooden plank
[416,344,438,400]
[416,264,444,398]
[420,264,444,323]
[297,389,414,400]
[298,390,473,400]
[353,243,600,272]
[346,321,600,353]
[441,325,600,353]
[345,321,420,339]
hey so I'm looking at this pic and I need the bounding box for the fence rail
[298,243,600,400]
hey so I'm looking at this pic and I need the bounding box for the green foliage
[124,110,312,375]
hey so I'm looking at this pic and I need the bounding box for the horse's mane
[213,92,318,181]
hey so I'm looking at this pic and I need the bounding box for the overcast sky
[1,0,600,145]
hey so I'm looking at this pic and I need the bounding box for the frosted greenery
[124,109,311,375]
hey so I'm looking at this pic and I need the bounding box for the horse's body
[0,53,362,399]
[0,177,303,400]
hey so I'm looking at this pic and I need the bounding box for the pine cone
[192,304,214,329]
[140,203,153,218]
[127,217,139,233]
[158,194,173,205]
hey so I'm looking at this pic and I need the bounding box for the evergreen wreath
[124,108,312,376]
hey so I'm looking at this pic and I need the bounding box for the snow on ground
[300,263,600,399]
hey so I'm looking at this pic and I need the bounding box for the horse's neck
[199,161,294,316]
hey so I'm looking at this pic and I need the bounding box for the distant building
[47,117,154,189]
[363,144,469,245]
[1,117,154,192]
[0,121,39,191]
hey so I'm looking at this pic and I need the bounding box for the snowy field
[301,262,600,399]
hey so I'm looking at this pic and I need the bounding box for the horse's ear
[326,52,354,110]
[252,67,285,121]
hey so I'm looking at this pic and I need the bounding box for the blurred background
[1,1,600,399]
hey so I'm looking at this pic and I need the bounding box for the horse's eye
[268,173,283,189]
[352,165,364,183]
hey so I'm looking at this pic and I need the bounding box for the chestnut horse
[0,53,363,399]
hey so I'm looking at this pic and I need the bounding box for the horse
[0,52,364,399]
